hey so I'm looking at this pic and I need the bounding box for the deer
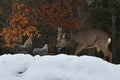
[14,37,33,54]
[56,27,112,62]
[15,37,33,49]
[32,44,48,56]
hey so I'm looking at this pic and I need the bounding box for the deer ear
[57,27,62,40]
[57,37,60,40]
[62,33,66,39]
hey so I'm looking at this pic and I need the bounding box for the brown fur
[56,29,112,62]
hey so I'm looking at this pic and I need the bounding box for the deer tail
[108,38,111,43]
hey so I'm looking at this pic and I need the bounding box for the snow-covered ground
[0,54,120,80]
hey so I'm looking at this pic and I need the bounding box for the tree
[93,0,120,63]
[37,0,78,30]
[0,3,40,48]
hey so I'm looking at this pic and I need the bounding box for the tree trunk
[112,15,117,63]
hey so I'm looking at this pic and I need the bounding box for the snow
[0,54,120,80]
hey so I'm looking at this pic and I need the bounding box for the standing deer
[56,27,112,62]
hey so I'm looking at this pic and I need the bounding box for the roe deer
[56,28,112,62]
[32,44,48,56]
[14,37,32,49]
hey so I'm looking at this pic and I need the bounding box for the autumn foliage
[0,3,40,48]
[0,0,83,48]
[37,0,77,29]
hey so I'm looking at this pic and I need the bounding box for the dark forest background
[0,0,120,64]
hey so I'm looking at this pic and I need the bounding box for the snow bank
[0,54,120,80]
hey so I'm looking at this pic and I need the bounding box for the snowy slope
[0,54,120,80]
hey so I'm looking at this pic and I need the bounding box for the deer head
[56,27,67,48]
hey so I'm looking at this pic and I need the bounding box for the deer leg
[101,48,112,62]
[94,43,101,52]
[75,49,82,56]
[75,44,86,56]
[97,47,101,52]
[95,45,101,52]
